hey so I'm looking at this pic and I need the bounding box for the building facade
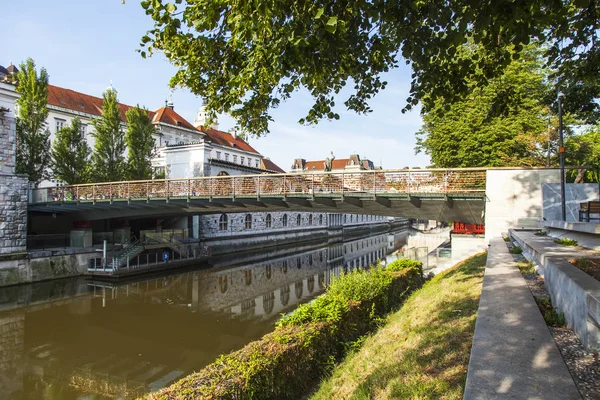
[290,153,377,173]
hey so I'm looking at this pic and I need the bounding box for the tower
[193,97,218,129]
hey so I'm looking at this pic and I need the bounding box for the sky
[1,0,430,170]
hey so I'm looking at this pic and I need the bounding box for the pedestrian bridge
[29,169,487,224]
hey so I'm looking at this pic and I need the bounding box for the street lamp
[557,90,566,221]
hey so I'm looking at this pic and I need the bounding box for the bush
[503,236,511,242]
[146,267,423,400]
[509,246,523,254]
[554,238,578,246]
[386,258,423,277]
[534,230,548,236]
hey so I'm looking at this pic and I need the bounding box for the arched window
[265,265,272,279]
[319,214,323,225]
[296,214,301,226]
[282,214,288,227]
[217,171,229,176]
[218,276,228,293]
[297,258,301,269]
[280,286,290,306]
[263,292,275,314]
[219,214,228,231]
[282,260,288,274]
[244,269,252,285]
[245,214,252,230]
[295,281,303,299]
[308,214,313,225]
[266,213,272,228]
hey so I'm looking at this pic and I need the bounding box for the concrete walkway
[463,238,581,400]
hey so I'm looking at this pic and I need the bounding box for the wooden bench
[579,201,600,222]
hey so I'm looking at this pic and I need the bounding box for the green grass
[516,261,536,274]
[509,246,523,254]
[554,238,578,246]
[534,296,566,327]
[310,252,487,400]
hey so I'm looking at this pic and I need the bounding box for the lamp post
[557,90,566,221]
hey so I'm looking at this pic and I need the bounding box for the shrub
[534,230,548,236]
[509,246,523,254]
[386,258,423,277]
[554,238,578,246]
[503,236,511,242]
[534,296,566,327]
[146,267,423,400]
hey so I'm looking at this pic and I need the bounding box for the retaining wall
[510,230,600,350]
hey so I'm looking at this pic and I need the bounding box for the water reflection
[0,230,404,399]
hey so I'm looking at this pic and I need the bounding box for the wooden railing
[30,169,487,204]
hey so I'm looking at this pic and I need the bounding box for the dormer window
[176,121,182,127]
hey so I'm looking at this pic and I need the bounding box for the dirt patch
[568,258,600,282]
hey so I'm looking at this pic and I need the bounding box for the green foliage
[125,105,155,180]
[554,238,578,247]
[509,246,523,254]
[153,169,166,179]
[534,296,565,327]
[50,117,91,185]
[565,127,600,183]
[503,236,511,242]
[534,231,548,236]
[416,44,559,168]
[147,267,423,400]
[516,261,536,275]
[386,258,423,277]
[140,1,599,135]
[91,89,126,182]
[15,58,50,184]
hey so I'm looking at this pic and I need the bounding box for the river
[0,229,409,399]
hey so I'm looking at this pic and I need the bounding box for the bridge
[29,169,487,224]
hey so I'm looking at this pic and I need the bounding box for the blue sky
[1,0,430,170]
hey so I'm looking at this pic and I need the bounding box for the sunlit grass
[310,253,487,400]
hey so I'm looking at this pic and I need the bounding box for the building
[290,153,377,173]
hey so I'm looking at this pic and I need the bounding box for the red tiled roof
[197,126,260,154]
[152,107,196,130]
[261,158,285,173]
[304,159,352,171]
[47,85,196,130]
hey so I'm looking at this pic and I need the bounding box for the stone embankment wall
[0,115,28,254]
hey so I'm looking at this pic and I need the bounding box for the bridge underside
[29,193,486,224]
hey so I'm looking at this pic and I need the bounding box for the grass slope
[310,252,487,400]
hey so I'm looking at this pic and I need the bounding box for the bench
[579,201,600,222]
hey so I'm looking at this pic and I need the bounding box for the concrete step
[463,238,581,400]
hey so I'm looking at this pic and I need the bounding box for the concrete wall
[0,251,102,287]
[542,183,600,222]
[485,169,560,241]
[0,108,28,254]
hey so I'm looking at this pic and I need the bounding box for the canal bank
[0,229,404,399]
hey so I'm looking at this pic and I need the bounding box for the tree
[90,89,126,182]
[415,45,558,168]
[50,117,91,185]
[565,128,600,183]
[125,105,155,180]
[140,1,600,136]
[15,58,50,185]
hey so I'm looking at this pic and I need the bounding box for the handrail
[30,168,497,204]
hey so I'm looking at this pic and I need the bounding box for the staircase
[144,232,190,257]
[107,238,145,270]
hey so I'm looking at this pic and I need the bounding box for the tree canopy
[15,58,51,185]
[125,105,156,180]
[416,45,558,167]
[91,89,126,182]
[50,117,91,185]
[140,0,600,136]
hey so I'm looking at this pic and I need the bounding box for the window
[245,214,252,230]
[266,214,272,228]
[255,159,259,168]
[55,118,66,132]
[319,214,323,225]
[308,214,313,225]
[216,151,221,160]
[248,158,252,166]
[80,124,87,137]
[297,214,301,226]
[225,153,229,162]
[233,155,238,163]
[282,214,288,227]
[219,214,228,231]
[241,156,245,165]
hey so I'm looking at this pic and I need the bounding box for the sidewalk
[463,238,580,399]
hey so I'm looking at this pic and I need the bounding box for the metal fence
[30,168,487,204]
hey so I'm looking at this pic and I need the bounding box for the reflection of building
[290,153,377,172]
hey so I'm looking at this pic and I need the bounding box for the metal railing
[30,168,488,204]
